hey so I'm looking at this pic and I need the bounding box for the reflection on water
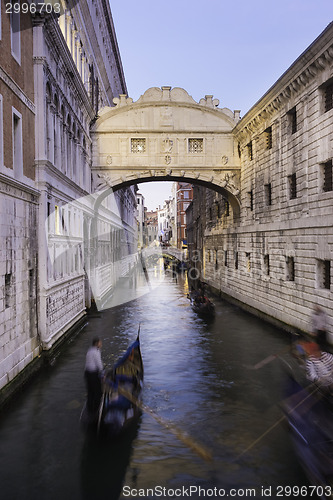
[0,271,308,499]
[80,420,140,500]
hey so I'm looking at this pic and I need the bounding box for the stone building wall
[189,22,333,340]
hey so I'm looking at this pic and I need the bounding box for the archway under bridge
[91,86,242,219]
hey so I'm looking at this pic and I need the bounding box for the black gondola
[190,297,215,317]
[281,356,333,496]
[80,333,144,437]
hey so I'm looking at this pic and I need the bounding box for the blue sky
[110,0,332,208]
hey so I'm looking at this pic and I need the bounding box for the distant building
[175,182,193,248]
[146,210,159,246]
[136,192,145,249]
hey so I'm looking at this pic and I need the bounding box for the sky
[110,0,333,209]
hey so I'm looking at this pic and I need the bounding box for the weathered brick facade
[0,4,39,390]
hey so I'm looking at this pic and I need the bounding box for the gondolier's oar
[235,383,320,461]
[249,346,291,370]
[97,389,106,435]
[118,388,212,462]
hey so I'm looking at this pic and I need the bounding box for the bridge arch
[91,86,242,218]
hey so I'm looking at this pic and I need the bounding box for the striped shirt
[306,352,333,386]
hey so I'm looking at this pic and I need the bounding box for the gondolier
[84,337,104,413]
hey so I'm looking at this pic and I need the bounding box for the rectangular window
[0,94,3,168]
[188,138,203,153]
[131,138,146,153]
[265,127,272,149]
[288,107,297,134]
[248,190,254,211]
[12,108,23,178]
[247,141,253,160]
[263,254,270,276]
[324,82,333,113]
[11,9,21,64]
[224,250,228,267]
[286,256,295,282]
[288,173,297,199]
[323,160,333,192]
[317,259,331,290]
[264,183,272,206]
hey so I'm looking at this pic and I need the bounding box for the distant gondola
[80,333,144,437]
[190,297,215,317]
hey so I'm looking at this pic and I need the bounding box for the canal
[0,269,308,499]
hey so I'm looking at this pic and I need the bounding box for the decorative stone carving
[162,138,173,152]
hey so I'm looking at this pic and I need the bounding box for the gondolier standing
[84,337,104,413]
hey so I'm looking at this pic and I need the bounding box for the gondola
[281,357,333,495]
[80,333,144,437]
[190,297,215,317]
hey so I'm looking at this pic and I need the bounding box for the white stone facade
[0,1,135,394]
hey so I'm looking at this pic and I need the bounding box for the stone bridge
[91,86,242,217]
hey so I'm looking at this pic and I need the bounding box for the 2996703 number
[6,2,61,15]
[276,485,333,497]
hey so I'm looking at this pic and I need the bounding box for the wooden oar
[235,383,320,461]
[118,387,213,462]
[249,346,291,370]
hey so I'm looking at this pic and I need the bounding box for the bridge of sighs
[91,86,242,217]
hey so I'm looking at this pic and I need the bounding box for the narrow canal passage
[0,271,308,500]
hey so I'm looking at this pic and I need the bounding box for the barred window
[265,127,272,149]
[234,251,239,270]
[224,200,230,216]
[317,259,331,290]
[288,173,297,199]
[286,256,295,282]
[188,138,203,153]
[288,107,297,134]
[247,141,253,160]
[131,138,146,153]
[323,160,333,192]
[248,190,254,211]
[263,254,270,276]
[265,183,272,206]
[324,82,333,113]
